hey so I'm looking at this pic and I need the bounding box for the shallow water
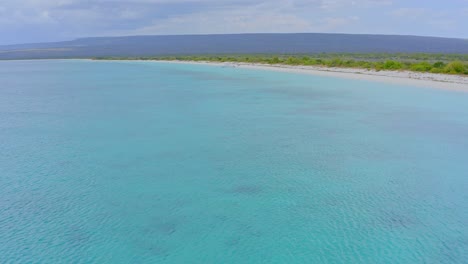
[1,60,467,263]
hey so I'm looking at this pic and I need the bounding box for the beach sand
[156,60,468,92]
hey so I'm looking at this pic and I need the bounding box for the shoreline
[5,58,466,91]
[152,60,468,91]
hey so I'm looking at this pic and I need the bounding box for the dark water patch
[436,237,468,263]
[349,143,409,161]
[377,211,419,230]
[363,109,468,146]
[154,222,177,236]
[292,103,369,116]
[67,225,92,249]
[166,198,193,210]
[227,185,263,195]
[265,86,341,100]
[193,74,261,83]
[142,215,185,238]
[159,67,263,84]
[213,215,229,223]
[236,223,263,238]
[225,237,241,247]
[106,159,144,171]
[321,196,344,207]
[145,245,169,257]
[133,239,170,258]
[204,214,230,231]
[391,118,468,140]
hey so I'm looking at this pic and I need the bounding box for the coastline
[152,60,468,91]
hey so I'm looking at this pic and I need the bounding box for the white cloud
[319,0,392,10]
[391,8,427,18]
[0,0,466,44]
[116,4,314,35]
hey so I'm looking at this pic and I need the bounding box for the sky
[0,0,467,45]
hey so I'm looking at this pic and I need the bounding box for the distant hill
[1,33,467,59]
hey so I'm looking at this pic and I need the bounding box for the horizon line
[2,32,467,47]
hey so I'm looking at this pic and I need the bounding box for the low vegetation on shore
[94,53,468,75]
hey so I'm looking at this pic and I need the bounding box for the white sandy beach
[155,60,468,91]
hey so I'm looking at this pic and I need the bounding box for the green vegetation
[94,53,468,75]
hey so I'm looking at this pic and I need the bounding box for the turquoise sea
[1,60,467,263]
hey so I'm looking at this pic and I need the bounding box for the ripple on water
[227,185,263,195]
[2,60,468,263]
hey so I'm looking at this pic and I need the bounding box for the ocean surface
[1,60,467,263]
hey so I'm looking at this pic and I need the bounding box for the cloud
[0,0,466,44]
[319,0,392,10]
[123,8,314,35]
[110,1,366,36]
[391,8,427,18]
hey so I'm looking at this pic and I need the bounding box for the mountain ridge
[1,33,467,60]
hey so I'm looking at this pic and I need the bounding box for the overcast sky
[0,0,467,45]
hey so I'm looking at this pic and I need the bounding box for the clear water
[1,60,468,263]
